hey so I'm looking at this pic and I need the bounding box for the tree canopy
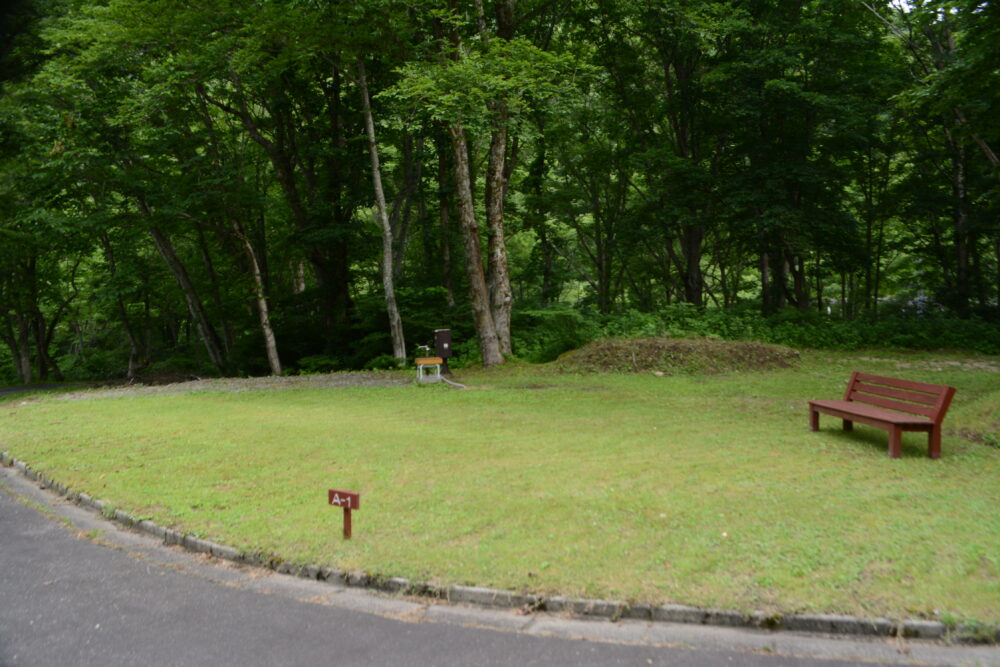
[0,0,997,382]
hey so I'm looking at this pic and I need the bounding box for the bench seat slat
[851,381,939,406]
[845,391,938,418]
[810,399,933,428]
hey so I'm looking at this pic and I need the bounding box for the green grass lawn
[2,349,999,626]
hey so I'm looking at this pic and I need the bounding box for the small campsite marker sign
[328,489,360,539]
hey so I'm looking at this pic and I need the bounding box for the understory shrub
[758,310,1000,353]
[363,354,402,370]
[295,354,343,374]
[511,307,601,362]
[61,348,131,381]
[543,305,1000,355]
[0,348,16,384]
[144,354,218,377]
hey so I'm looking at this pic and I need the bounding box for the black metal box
[434,329,453,358]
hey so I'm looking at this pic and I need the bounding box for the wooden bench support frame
[808,372,956,459]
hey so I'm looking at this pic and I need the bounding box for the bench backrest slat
[854,372,947,395]
[844,371,956,423]
[852,381,940,406]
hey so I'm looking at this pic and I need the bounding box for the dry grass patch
[556,337,800,374]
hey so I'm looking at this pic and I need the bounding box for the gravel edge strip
[3,450,995,644]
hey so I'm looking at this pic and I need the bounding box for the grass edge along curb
[2,450,995,645]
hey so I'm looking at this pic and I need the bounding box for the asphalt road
[1,465,997,666]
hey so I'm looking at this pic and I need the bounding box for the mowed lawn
[2,350,998,625]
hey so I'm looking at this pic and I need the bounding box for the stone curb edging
[2,451,995,645]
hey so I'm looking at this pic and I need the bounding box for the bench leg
[928,427,942,459]
[842,419,853,432]
[809,409,819,431]
[888,426,902,458]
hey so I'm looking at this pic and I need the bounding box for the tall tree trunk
[789,252,809,311]
[485,105,513,355]
[358,60,406,362]
[5,313,32,384]
[758,215,775,316]
[450,122,503,366]
[194,225,234,357]
[234,221,282,375]
[1,318,28,384]
[873,218,885,318]
[814,251,823,313]
[309,243,354,333]
[292,261,306,295]
[526,127,555,305]
[144,215,228,372]
[681,224,704,306]
[16,313,32,383]
[389,133,424,283]
[862,152,875,313]
[118,300,142,379]
[436,131,457,308]
[948,132,971,315]
[774,256,788,312]
[32,311,63,382]
[481,0,516,354]
[596,221,612,313]
[99,234,142,379]
[17,258,46,382]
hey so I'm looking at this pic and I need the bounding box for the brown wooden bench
[809,372,956,459]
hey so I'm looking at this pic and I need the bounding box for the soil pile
[556,337,799,374]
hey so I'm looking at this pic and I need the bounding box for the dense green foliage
[508,306,1000,365]
[1,0,997,381]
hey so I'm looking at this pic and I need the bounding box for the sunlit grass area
[2,349,998,625]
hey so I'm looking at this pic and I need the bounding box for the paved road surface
[2,467,997,666]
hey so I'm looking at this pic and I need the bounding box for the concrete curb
[2,450,995,644]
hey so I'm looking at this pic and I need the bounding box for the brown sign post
[328,489,360,539]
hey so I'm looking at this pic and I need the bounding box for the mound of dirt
[556,337,799,374]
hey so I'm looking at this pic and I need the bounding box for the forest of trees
[0,0,997,382]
